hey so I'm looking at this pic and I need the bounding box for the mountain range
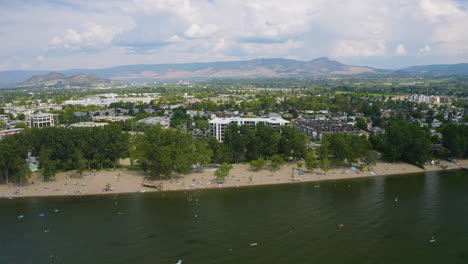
[0,57,467,88]
[14,72,124,89]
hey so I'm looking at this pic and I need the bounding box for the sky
[1,0,468,71]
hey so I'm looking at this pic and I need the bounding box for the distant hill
[14,72,124,88]
[1,58,468,87]
[401,63,468,76]
[60,57,380,81]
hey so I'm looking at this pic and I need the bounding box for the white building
[28,113,55,128]
[137,116,171,128]
[0,128,24,140]
[70,122,108,128]
[209,117,289,141]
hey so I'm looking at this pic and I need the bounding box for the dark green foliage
[279,126,308,160]
[135,126,205,178]
[440,124,468,158]
[223,123,307,162]
[383,119,431,167]
[318,133,372,166]
[355,118,367,130]
[269,155,285,171]
[0,135,30,184]
[39,148,57,180]
[28,124,129,171]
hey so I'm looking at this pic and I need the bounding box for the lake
[0,170,467,264]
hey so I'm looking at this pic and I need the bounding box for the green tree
[320,158,331,175]
[304,150,318,172]
[355,117,367,130]
[250,158,267,170]
[194,137,213,171]
[39,148,57,180]
[440,124,467,158]
[384,119,431,167]
[214,162,233,182]
[279,126,307,160]
[269,155,285,171]
[136,126,197,178]
[16,113,26,121]
[0,135,30,184]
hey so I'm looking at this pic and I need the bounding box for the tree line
[0,120,466,184]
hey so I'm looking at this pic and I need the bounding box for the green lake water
[0,170,467,264]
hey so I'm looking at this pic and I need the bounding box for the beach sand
[1,159,467,198]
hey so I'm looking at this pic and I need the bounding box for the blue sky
[1,0,468,71]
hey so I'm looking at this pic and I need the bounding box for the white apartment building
[28,113,55,128]
[70,122,108,128]
[137,116,171,128]
[209,117,289,141]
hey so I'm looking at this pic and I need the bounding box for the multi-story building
[70,122,108,128]
[294,117,366,141]
[28,113,55,128]
[0,128,24,140]
[209,117,289,141]
[137,116,171,128]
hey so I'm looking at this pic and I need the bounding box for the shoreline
[1,160,467,199]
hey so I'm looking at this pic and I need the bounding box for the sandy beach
[1,159,467,199]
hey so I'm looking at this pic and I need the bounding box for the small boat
[250,243,258,246]
[394,197,398,203]
[429,236,436,243]
[177,260,183,264]
[338,224,345,228]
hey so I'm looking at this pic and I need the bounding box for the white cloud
[1,0,468,70]
[49,22,135,51]
[395,44,407,55]
[420,0,462,22]
[419,45,431,55]
[184,23,219,38]
[167,35,184,43]
[332,40,387,57]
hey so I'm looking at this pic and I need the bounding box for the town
[0,77,466,183]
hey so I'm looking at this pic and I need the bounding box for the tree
[250,158,267,171]
[194,137,213,171]
[440,124,467,158]
[39,148,57,180]
[304,150,318,172]
[269,155,285,171]
[320,158,331,175]
[0,135,30,184]
[384,119,431,167]
[355,117,367,131]
[214,163,233,182]
[16,113,26,121]
[318,134,372,166]
[136,126,197,178]
[279,126,307,160]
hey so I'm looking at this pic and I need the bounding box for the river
[1,170,467,264]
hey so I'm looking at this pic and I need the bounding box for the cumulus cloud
[184,23,219,38]
[49,22,134,51]
[395,44,407,56]
[1,0,468,70]
[419,45,431,55]
[332,40,387,57]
